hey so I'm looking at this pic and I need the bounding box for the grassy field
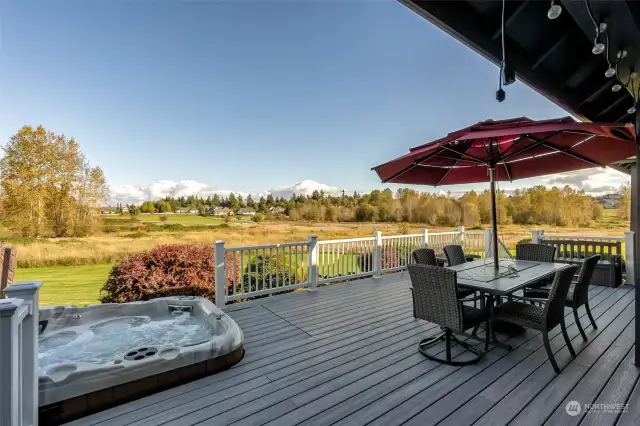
[10,210,629,307]
[14,263,113,307]
[104,213,226,225]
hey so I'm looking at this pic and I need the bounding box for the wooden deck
[70,274,639,426]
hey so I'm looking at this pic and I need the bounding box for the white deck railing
[216,239,315,302]
[316,237,377,284]
[533,229,631,281]
[1,282,41,426]
[213,227,506,307]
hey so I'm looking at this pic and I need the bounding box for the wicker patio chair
[493,264,578,373]
[412,248,475,301]
[516,243,557,291]
[515,243,556,262]
[412,248,438,266]
[407,264,489,365]
[524,255,600,341]
[443,245,467,266]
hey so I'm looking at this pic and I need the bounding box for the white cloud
[540,167,629,195]
[108,179,346,205]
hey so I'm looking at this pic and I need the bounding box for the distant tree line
[122,185,614,227]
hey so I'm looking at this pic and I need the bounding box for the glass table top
[455,260,539,283]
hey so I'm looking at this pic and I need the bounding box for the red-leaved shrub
[357,247,400,272]
[99,244,238,303]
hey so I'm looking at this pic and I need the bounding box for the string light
[592,39,605,55]
[547,1,562,20]
[582,0,638,117]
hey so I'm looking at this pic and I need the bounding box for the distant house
[600,193,620,209]
[236,207,257,216]
[208,207,233,217]
[175,208,199,214]
[121,206,129,214]
[100,207,118,215]
[269,206,286,215]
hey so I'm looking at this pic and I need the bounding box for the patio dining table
[446,258,568,350]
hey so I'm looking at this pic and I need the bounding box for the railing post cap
[309,234,318,239]
[2,281,42,293]
[215,240,225,245]
[0,298,23,314]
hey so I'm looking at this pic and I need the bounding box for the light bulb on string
[605,67,616,78]
[592,40,605,55]
[617,50,628,59]
[612,84,622,92]
[547,1,562,19]
[592,22,606,55]
[628,106,636,115]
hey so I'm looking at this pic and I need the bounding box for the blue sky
[0,0,627,203]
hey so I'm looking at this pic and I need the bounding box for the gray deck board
[69,275,638,426]
[473,289,635,426]
[615,369,640,426]
[579,347,639,426]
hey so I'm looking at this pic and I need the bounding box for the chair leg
[445,330,452,361]
[543,329,560,373]
[585,302,598,329]
[560,319,576,357]
[471,324,480,336]
[484,319,490,351]
[573,306,587,341]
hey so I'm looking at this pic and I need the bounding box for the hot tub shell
[37,296,243,424]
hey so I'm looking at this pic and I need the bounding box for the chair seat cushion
[494,301,544,328]
[462,305,489,329]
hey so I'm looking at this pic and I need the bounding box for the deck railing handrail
[540,235,625,242]
[1,281,41,426]
[317,237,375,244]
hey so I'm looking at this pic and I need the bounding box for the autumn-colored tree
[140,201,156,214]
[0,125,108,237]
[617,183,630,220]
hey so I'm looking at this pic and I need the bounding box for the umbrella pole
[489,167,499,269]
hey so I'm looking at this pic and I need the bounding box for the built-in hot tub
[37,296,243,424]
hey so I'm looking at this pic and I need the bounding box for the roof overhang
[400,0,640,124]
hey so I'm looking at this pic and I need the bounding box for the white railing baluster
[268,247,272,290]
[214,241,226,307]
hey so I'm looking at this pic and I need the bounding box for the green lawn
[14,264,112,307]
[104,214,226,225]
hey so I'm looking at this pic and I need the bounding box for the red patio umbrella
[372,116,636,269]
